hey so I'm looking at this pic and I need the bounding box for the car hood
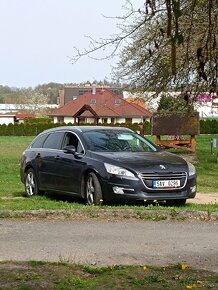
[91,151,188,173]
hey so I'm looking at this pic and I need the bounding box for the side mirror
[63,145,76,154]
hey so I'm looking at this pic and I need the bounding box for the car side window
[31,134,48,148]
[62,133,84,154]
[42,132,64,149]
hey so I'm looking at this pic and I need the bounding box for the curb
[0,209,217,221]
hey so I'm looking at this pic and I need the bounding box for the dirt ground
[173,153,218,205]
[188,192,218,204]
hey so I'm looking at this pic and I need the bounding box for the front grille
[139,172,187,191]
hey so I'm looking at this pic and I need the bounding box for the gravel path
[0,220,218,272]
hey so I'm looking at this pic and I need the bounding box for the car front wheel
[85,172,103,205]
[25,168,39,197]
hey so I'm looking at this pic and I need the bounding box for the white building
[0,103,58,114]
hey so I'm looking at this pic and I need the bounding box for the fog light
[113,186,134,194]
[113,186,124,194]
[190,185,197,193]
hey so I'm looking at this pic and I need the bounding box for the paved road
[0,220,217,272]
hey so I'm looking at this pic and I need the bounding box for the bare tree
[72,0,218,97]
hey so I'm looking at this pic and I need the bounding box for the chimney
[92,85,96,95]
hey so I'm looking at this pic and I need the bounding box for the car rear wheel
[25,168,39,197]
[166,199,186,206]
[85,172,102,205]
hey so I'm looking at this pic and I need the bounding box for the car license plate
[153,180,180,188]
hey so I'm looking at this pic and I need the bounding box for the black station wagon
[20,126,197,205]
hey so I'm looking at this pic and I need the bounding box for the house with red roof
[0,113,34,125]
[49,88,152,124]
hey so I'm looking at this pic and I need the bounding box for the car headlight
[187,162,196,176]
[104,163,135,178]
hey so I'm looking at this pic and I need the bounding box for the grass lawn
[195,134,218,192]
[0,134,217,211]
[1,261,217,290]
[0,136,33,197]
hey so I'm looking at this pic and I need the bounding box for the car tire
[85,172,103,205]
[25,168,39,197]
[166,199,186,206]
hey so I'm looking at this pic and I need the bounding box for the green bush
[200,119,218,134]
[144,121,151,135]
[0,121,152,136]
[24,117,52,124]
[3,119,218,136]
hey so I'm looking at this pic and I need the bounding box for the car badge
[160,165,166,170]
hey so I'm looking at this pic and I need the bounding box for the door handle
[55,155,61,160]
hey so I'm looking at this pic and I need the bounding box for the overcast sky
[0,0,142,88]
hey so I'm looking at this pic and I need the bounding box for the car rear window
[42,132,64,149]
[31,134,48,148]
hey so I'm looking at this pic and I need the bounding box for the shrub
[0,121,152,136]
[24,117,52,124]
[200,119,218,134]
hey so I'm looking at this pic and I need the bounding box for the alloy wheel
[25,171,36,196]
[86,175,95,205]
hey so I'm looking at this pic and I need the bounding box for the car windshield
[83,130,158,152]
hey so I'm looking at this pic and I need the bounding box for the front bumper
[101,174,197,202]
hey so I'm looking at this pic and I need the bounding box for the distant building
[0,103,58,114]
[0,113,34,125]
[49,88,152,124]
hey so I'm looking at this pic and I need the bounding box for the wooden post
[190,135,196,152]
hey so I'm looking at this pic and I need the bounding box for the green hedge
[24,117,53,124]
[0,123,63,136]
[0,121,151,136]
[0,119,217,136]
[200,119,218,134]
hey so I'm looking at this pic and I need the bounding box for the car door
[54,132,86,194]
[36,131,64,189]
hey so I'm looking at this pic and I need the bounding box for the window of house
[111,118,115,124]
[102,118,107,124]
[125,118,132,124]
[79,117,85,123]
[57,116,64,123]
[115,99,121,105]
[79,89,90,95]
[90,99,96,104]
